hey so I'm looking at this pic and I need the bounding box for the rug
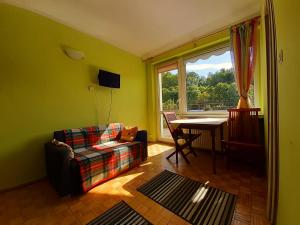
[87,201,152,225]
[137,170,237,225]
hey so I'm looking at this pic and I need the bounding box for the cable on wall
[107,88,113,125]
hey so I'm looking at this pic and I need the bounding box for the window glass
[185,49,254,111]
[159,69,179,111]
[158,65,179,139]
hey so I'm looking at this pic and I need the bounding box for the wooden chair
[222,108,265,171]
[162,112,201,164]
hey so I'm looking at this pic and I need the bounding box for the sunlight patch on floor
[89,171,144,197]
[140,161,153,167]
[91,188,134,197]
[191,186,208,203]
[148,143,173,157]
[121,171,144,179]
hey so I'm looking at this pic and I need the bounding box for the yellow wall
[274,0,300,225]
[273,0,300,224]
[0,4,147,190]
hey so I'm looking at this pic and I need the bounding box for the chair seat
[162,112,201,164]
[178,133,201,140]
[177,133,201,146]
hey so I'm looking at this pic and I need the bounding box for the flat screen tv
[98,70,120,88]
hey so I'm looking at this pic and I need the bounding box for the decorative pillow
[52,139,74,158]
[120,127,138,142]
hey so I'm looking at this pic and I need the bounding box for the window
[157,63,179,139]
[156,44,257,140]
[160,69,179,112]
[184,47,254,112]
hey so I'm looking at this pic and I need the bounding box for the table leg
[211,128,216,174]
[220,123,224,153]
[188,128,197,157]
[176,147,178,164]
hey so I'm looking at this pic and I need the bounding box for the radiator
[189,125,228,151]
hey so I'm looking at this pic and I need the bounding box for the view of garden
[161,54,254,112]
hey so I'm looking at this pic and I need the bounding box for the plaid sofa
[45,123,147,196]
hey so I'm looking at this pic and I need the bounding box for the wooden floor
[0,143,269,225]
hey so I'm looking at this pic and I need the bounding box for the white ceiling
[3,0,260,59]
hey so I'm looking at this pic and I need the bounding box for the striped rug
[87,201,152,225]
[137,170,237,225]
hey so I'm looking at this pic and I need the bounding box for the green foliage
[161,68,255,111]
[161,72,178,88]
[161,72,179,110]
[206,68,235,86]
[186,72,200,86]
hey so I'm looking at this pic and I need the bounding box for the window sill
[181,111,229,118]
[181,110,265,119]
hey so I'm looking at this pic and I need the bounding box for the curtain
[230,18,260,108]
[266,0,279,224]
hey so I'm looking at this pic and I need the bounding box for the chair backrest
[162,112,179,139]
[227,108,261,144]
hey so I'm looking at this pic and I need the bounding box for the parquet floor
[0,143,270,225]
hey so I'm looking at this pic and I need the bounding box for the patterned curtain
[230,18,260,108]
[266,0,279,224]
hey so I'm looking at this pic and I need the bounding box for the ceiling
[3,0,260,59]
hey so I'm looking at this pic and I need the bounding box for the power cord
[107,88,113,125]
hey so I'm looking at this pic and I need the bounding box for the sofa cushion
[74,140,142,192]
[64,128,86,149]
[98,123,123,143]
[62,123,124,149]
[82,125,106,147]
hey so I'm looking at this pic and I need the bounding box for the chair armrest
[44,142,71,196]
[134,130,148,161]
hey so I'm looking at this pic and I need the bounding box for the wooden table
[170,118,227,174]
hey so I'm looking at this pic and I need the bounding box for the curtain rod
[196,14,261,41]
[231,15,261,29]
[145,14,261,62]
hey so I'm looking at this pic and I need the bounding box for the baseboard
[0,177,47,193]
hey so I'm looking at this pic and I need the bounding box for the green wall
[0,4,147,190]
[273,0,300,224]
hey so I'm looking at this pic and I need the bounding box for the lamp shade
[63,47,85,60]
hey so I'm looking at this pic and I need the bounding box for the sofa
[45,123,147,196]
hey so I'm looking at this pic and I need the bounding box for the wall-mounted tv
[98,70,120,88]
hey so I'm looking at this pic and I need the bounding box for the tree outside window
[160,50,254,112]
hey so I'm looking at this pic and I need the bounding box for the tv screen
[98,70,120,88]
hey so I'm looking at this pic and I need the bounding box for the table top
[170,118,227,126]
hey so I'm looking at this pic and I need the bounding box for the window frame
[180,42,230,117]
[155,60,180,142]
[182,44,235,117]
[155,41,260,127]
